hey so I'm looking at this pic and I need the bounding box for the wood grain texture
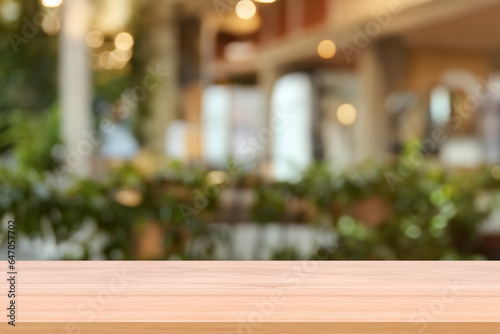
[1,261,499,333]
[5,323,500,333]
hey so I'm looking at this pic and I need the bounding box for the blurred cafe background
[2,0,500,260]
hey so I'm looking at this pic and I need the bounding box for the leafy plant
[0,104,60,170]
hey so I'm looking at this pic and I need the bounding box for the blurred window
[201,85,265,170]
[271,73,313,181]
[430,86,452,127]
[201,86,232,168]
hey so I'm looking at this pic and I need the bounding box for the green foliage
[0,158,497,260]
[256,160,495,260]
[0,0,58,113]
[271,246,302,260]
[0,106,497,262]
[252,181,288,223]
[0,164,222,260]
[0,104,60,170]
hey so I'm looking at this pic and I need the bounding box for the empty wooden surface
[1,261,499,333]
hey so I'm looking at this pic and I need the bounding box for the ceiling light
[318,40,336,59]
[337,104,357,126]
[41,0,63,8]
[236,0,257,20]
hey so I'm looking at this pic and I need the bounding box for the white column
[356,46,387,162]
[356,39,406,162]
[59,0,92,176]
[143,0,180,154]
[257,62,279,178]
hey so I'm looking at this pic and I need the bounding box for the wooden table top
[2,261,499,333]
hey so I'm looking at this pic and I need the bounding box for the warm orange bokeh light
[317,40,336,59]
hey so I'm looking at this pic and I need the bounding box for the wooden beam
[257,0,500,69]
[7,322,500,333]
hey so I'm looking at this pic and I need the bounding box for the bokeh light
[115,32,134,50]
[86,31,105,48]
[337,104,357,126]
[317,40,336,59]
[115,189,143,207]
[111,48,132,62]
[41,0,63,8]
[236,0,257,20]
[41,14,60,35]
